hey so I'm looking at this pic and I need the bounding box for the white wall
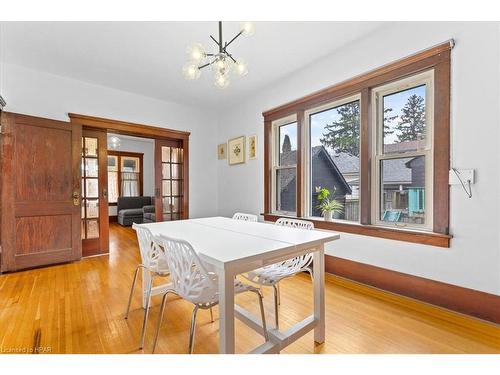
[3,63,219,219]
[217,22,500,295]
[107,135,155,217]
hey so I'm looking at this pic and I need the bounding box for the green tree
[320,102,360,156]
[383,107,397,137]
[282,134,291,153]
[396,94,425,142]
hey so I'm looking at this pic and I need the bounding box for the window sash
[271,115,297,214]
[371,70,434,230]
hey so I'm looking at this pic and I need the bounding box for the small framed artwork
[248,135,257,160]
[228,136,246,165]
[217,143,227,160]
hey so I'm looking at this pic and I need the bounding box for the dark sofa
[117,196,155,226]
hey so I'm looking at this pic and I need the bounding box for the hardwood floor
[0,223,499,354]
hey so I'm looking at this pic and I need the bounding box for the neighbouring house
[279,146,351,217]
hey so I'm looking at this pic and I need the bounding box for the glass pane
[81,220,86,239]
[85,179,99,198]
[276,168,296,213]
[172,180,180,196]
[172,197,181,213]
[121,157,140,172]
[161,147,171,162]
[171,148,182,163]
[162,163,171,179]
[85,158,98,178]
[107,155,118,171]
[380,156,426,225]
[171,164,182,179]
[108,171,119,203]
[309,100,360,221]
[383,85,427,154]
[279,122,297,166]
[162,197,172,213]
[172,213,180,221]
[81,200,85,219]
[162,180,171,196]
[84,137,98,157]
[86,199,99,219]
[86,219,99,239]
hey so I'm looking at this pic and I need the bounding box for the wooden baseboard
[325,255,500,325]
[109,215,117,223]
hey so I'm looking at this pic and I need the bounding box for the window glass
[383,85,427,154]
[279,122,297,166]
[380,156,426,225]
[309,100,360,221]
[276,168,296,213]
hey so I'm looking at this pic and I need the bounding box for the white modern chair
[242,218,314,328]
[232,212,258,222]
[126,223,170,349]
[151,233,268,354]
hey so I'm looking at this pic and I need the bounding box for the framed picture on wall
[217,143,227,160]
[248,135,257,159]
[228,136,245,165]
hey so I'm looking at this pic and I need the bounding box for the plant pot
[324,211,333,222]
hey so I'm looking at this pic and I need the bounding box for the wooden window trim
[263,40,453,247]
[107,150,144,206]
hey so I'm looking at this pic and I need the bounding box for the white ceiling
[1,22,388,109]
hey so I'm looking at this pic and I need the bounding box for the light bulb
[210,55,232,75]
[214,73,230,89]
[241,22,255,36]
[182,63,201,80]
[235,59,248,76]
[186,43,206,64]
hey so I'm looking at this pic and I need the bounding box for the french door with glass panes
[155,139,188,221]
[81,130,109,256]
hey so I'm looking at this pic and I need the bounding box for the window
[372,71,433,230]
[107,151,143,205]
[263,41,452,247]
[272,116,297,215]
[305,95,361,222]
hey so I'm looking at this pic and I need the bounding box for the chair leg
[139,275,154,350]
[125,266,141,319]
[254,291,269,341]
[152,292,169,353]
[188,306,199,354]
[209,307,214,323]
[306,267,314,282]
[272,284,279,329]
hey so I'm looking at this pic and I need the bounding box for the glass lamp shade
[182,63,201,80]
[235,59,248,76]
[186,43,206,64]
[214,73,230,89]
[241,22,255,36]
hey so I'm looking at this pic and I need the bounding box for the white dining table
[138,216,339,354]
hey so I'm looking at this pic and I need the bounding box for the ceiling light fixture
[183,21,254,89]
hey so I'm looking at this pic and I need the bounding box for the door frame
[68,113,190,227]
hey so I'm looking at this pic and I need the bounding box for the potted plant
[315,186,344,222]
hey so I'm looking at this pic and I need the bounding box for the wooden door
[154,139,188,221]
[81,129,109,257]
[0,112,82,272]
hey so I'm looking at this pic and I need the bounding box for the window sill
[262,213,451,248]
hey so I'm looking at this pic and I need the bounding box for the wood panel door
[81,130,109,257]
[0,113,82,272]
[154,139,189,221]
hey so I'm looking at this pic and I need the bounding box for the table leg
[218,268,235,353]
[313,244,325,344]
